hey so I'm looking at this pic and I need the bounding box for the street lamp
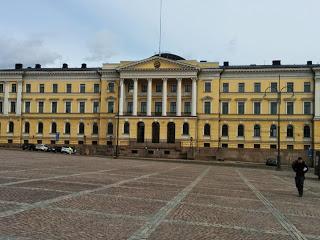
[115,81,121,158]
[263,76,294,170]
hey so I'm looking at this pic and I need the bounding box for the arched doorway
[167,122,175,143]
[152,122,160,143]
[137,122,145,143]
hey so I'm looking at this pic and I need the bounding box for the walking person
[292,157,309,197]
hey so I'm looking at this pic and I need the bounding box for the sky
[0,0,319,69]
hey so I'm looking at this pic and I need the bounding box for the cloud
[85,31,120,62]
[0,37,61,68]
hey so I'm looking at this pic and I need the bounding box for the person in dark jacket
[292,157,309,197]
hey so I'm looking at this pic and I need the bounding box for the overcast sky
[0,0,319,68]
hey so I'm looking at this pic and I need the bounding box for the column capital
[177,78,182,81]
[162,78,168,81]
[191,78,197,81]
[133,78,139,81]
[147,78,153,82]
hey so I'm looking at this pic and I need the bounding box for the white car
[35,144,49,151]
[61,146,75,154]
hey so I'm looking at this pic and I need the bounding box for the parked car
[266,158,278,166]
[61,146,75,154]
[47,146,57,152]
[35,144,49,152]
[22,143,36,151]
[54,146,62,153]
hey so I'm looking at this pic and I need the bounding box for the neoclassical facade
[1,54,320,158]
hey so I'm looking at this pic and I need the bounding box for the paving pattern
[0,149,319,240]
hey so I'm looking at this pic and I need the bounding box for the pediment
[117,56,198,71]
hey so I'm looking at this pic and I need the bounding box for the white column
[191,78,197,116]
[4,82,9,115]
[177,78,182,116]
[119,79,124,116]
[133,78,138,116]
[162,78,167,116]
[16,81,22,115]
[147,78,152,116]
[315,77,320,118]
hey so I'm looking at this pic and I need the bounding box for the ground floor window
[204,143,210,148]
[78,141,84,145]
[238,144,244,148]
[51,140,56,145]
[92,141,98,145]
[254,144,260,149]
[64,140,70,145]
[8,139,13,144]
[37,140,42,144]
[24,140,29,144]
[270,144,277,149]
[222,143,228,148]
[287,145,294,150]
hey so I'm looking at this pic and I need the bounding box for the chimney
[62,63,68,69]
[307,61,313,66]
[223,61,229,67]
[272,60,281,66]
[15,63,23,69]
[81,63,87,69]
[35,64,41,69]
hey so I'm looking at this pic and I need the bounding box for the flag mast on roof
[158,0,163,56]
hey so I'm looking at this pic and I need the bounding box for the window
[304,102,311,114]
[128,82,133,92]
[304,125,311,138]
[10,101,16,113]
[51,140,56,145]
[25,101,30,113]
[26,84,31,93]
[51,101,57,113]
[238,124,244,137]
[287,82,294,93]
[271,82,277,93]
[270,102,278,115]
[0,102,3,113]
[254,124,261,137]
[184,102,191,114]
[270,125,277,137]
[222,143,228,148]
[287,145,294,150]
[238,83,245,92]
[24,122,30,133]
[304,82,311,93]
[0,84,3,93]
[78,141,84,145]
[286,102,294,115]
[66,84,72,93]
[204,143,210,148]
[287,125,294,138]
[80,84,85,93]
[52,84,58,93]
[254,144,261,149]
[238,144,244,149]
[155,102,162,115]
[94,84,100,93]
[124,122,130,134]
[79,102,85,113]
[156,83,162,92]
[108,101,114,113]
[79,122,85,134]
[204,82,211,92]
[93,101,99,113]
[38,102,44,113]
[39,84,45,93]
[204,124,210,136]
[11,84,16,93]
[270,144,277,149]
[185,84,191,92]
[254,102,261,115]
[37,140,42,144]
[170,102,176,113]
[141,84,147,93]
[222,102,229,114]
[107,123,113,135]
[183,123,189,135]
[254,83,261,93]
[38,122,43,134]
[92,123,99,134]
[204,101,211,114]
[108,82,114,92]
[171,84,177,93]
[222,124,228,137]
[65,101,71,113]
[238,102,245,114]
[127,102,133,114]
[51,122,57,134]
[222,83,229,93]
[141,102,147,113]
[8,121,14,133]
[65,122,71,134]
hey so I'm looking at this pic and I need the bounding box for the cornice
[224,67,312,74]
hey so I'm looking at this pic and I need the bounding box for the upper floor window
[238,83,245,93]
[304,125,311,138]
[66,84,72,93]
[287,125,294,138]
[304,102,312,115]
[65,122,71,134]
[11,84,16,93]
[185,84,191,93]
[25,101,30,113]
[270,125,277,137]
[204,124,210,136]
[51,122,57,134]
[124,122,130,134]
[10,101,16,113]
[222,124,228,137]
[254,124,261,137]
[108,82,114,93]
[127,102,133,114]
[0,101,3,113]
[254,102,261,115]
[92,123,99,135]
[24,122,30,134]
[26,84,31,93]
[155,102,162,114]
[38,122,43,134]
[65,101,71,113]
[0,84,3,93]
[204,82,211,93]
[182,123,189,135]
[222,83,229,93]
[107,123,114,135]
[270,102,278,115]
[287,82,294,93]
[80,84,86,93]
[286,102,294,115]
[170,102,176,113]
[108,101,114,113]
[222,102,229,114]
[304,82,311,93]
[8,121,14,133]
[94,84,100,93]
[51,102,57,113]
[171,84,177,93]
[254,83,261,93]
[238,102,245,114]
[141,102,147,113]
[204,101,211,114]
[238,124,244,137]
[93,101,99,113]
[184,102,191,114]
[52,84,58,93]
[271,82,278,93]
[79,101,85,113]
[141,84,147,93]
[38,101,44,113]
[156,83,162,93]
[39,84,44,93]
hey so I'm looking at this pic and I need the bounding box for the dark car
[47,146,56,152]
[22,143,36,151]
[54,146,62,153]
[266,158,278,166]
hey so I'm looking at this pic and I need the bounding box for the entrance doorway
[137,122,145,143]
[152,122,160,143]
[167,122,175,143]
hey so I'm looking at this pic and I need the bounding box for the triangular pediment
[117,56,198,71]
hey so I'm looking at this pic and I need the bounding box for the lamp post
[115,81,121,158]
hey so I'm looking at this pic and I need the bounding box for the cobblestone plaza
[0,150,319,240]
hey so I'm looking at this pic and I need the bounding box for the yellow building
[0,55,319,162]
